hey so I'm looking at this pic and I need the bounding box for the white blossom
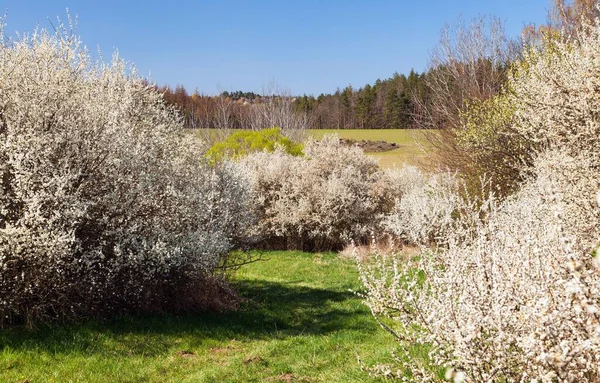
[237,135,394,250]
[0,22,255,325]
[357,16,600,382]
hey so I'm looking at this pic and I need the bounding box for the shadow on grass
[0,278,376,357]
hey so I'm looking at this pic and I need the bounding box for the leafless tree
[417,15,519,130]
[249,81,310,142]
[214,95,233,130]
[549,0,600,36]
[414,15,521,175]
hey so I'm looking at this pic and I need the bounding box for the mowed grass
[308,129,436,168]
[0,251,397,383]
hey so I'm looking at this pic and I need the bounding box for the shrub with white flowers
[238,136,395,251]
[383,166,464,246]
[0,23,254,326]
[358,17,600,383]
[360,152,600,382]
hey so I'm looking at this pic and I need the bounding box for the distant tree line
[156,70,430,130]
[155,84,309,130]
[292,70,428,129]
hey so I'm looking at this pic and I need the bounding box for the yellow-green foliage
[456,29,588,197]
[459,94,515,149]
[457,90,532,195]
[206,127,303,163]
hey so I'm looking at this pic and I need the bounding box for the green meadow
[0,251,398,383]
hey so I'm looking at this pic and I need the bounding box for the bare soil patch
[338,138,398,152]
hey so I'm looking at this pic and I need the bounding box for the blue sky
[3,1,549,96]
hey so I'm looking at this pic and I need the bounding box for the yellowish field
[308,129,435,168]
[188,128,437,169]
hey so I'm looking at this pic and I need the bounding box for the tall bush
[361,152,600,382]
[0,24,254,326]
[457,93,533,196]
[358,15,600,382]
[238,136,394,251]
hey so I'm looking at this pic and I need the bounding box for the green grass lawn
[0,251,397,383]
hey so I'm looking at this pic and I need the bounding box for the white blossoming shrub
[360,151,600,382]
[358,17,600,383]
[0,26,254,326]
[383,167,464,246]
[238,136,394,251]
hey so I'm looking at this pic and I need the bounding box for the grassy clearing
[188,128,436,169]
[0,251,396,383]
[307,129,435,168]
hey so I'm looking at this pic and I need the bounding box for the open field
[190,128,436,168]
[0,251,399,383]
[308,129,435,168]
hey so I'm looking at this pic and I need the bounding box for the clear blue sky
[3,1,549,96]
